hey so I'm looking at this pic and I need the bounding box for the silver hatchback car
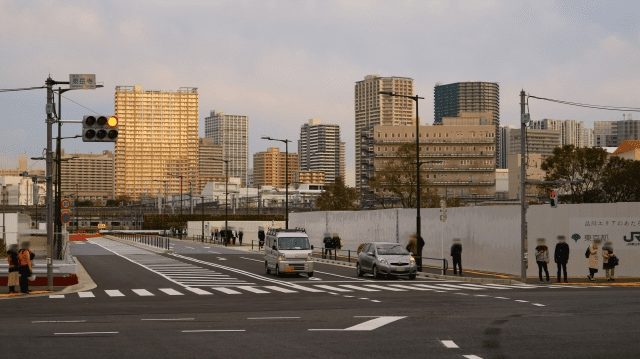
[356,242,418,279]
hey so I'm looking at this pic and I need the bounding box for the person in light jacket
[602,241,615,282]
[6,244,20,294]
[535,238,550,283]
[587,240,600,282]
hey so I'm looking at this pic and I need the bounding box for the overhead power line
[0,86,46,92]
[528,95,640,112]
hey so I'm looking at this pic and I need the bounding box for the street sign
[440,213,447,222]
[69,74,96,90]
[440,199,446,210]
[61,198,71,209]
[61,212,71,224]
[98,223,106,229]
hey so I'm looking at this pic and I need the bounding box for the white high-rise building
[204,110,249,183]
[582,128,595,148]
[298,118,345,184]
[355,74,415,193]
[497,125,516,169]
[530,119,584,147]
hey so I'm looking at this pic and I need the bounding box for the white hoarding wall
[187,220,285,242]
[291,202,640,277]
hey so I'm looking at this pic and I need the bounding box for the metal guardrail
[318,247,448,274]
[113,233,170,251]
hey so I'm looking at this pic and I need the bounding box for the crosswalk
[49,282,594,299]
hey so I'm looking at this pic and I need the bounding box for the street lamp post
[261,136,291,229]
[171,174,184,215]
[379,91,425,266]
[152,180,168,214]
[198,195,205,241]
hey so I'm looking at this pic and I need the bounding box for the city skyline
[2,1,640,187]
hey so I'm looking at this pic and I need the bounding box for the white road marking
[314,285,353,292]
[455,293,470,295]
[388,284,435,291]
[132,289,155,296]
[184,287,213,295]
[49,295,65,299]
[217,257,227,261]
[533,303,546,307]
[339,285,379,292]
[247,317,300,320]
[371,300,381,303]
[314,270,366,280]
[237,286,270,294]
[441,340,459,348]
[515,300,529,303]
[412,284,456,291]
[438,284,485,290]
[363,284,407,292]
[141,318,194,321]
[159,288,184,296]
[474,294,489,297]
[308,277,322,281]
[55,332,118,335]
[78,291,94,298]
[33,320,86,323]
[204,247,211,248]
[457,283,498,290]
[240,257,263,262]
[210,287,242,294]
[359,297,369,300]
[494,297,510,299]
[478,284,513,290]
[105,290,125,297]
[309,316,406,331]
[263,286,298,293]
[463,356,484,359]
[286,285,325,293]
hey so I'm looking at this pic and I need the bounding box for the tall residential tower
[204,110,249,183]
[298,118,345,184]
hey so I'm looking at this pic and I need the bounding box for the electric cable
[528,95,640,112]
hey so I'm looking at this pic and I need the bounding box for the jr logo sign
[623,232,640,243]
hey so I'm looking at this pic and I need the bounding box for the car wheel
[275,265,281,277]
[308,272,314,278]
[265,262,271,275]
[409,273,416,280]
[356,263,364,277]
[373,265,382,279]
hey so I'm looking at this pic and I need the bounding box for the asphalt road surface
[1,237,639,359]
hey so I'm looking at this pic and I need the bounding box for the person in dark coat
[450,238,462,276]
[407,233,425,272]
[17,241,35,294]
[258,228,265,249]
[323,233,334,258]
[6,244,20,294]
[554,235,570,283]
[602,241,615,281]
[238,230,243,245]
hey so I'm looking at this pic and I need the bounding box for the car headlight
[410,257,415,262]
[379,258,389,265]
[278,254,286,261]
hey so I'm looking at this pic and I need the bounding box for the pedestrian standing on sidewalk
[17,241,34,294]
[238,230,244,245]
[6,244,20,294]
[406,233,425,272]
[587,240,600,281]
[602,241,615,281]
[535,238,550,283]
[450,238,463,276]
[554,235,570,283]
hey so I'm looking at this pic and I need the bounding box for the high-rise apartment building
[253,147,300,189]
[355,74,415,193]
[434,81,500,167]
[60,150,115,202]
[509,128,561,158]
[197,138,224,194]
[298,118,345,184]
[204,110,249,183]
[497,125,516,169]
[531,119,584,147]
[114,85,199,200]
[582,128,595,148]
[373,115,497,200]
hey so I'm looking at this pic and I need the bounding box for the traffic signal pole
[520,90,527,283]
[45,77,55,290]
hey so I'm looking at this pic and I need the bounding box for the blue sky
[1,0,639,187]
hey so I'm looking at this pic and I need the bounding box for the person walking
[323,233,334,259]
[406,233,425,272]
[332,233,342,259]
[6,244,20,294]
[554,235,570,283]
[450,238,463,276]
[238,230,244,245]
[535,238,550,283]
[602,241,615,281]
[587,240,600,282]
[17,241,35,294]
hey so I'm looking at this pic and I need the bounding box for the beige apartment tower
[197,138,224,194]
[114,86,199,200]
[60,150,115,202]
[253,147,300,189]
[355,74,415,194]
[204,110,249,183]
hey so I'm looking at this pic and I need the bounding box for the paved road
[2,237,639,358]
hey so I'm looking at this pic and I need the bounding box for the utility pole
[520,89,528,283]
[45,76,54,290]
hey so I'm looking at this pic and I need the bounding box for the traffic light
[82,115,118,142]
[550,188,558,208]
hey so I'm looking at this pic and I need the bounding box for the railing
[317,247,448,274]
[113,233,170,251]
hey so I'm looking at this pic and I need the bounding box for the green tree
[315,176,359,211]
[539,145,608,203]
[601,156,640,202]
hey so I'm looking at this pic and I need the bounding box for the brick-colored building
[253,147,300,189]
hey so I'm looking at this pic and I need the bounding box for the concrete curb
[58,256,97,294]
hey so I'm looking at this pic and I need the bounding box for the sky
[1,0,640,187]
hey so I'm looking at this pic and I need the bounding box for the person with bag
[6,244,20,294]
[535,238,550,283]
[554,235,570,283]
[587,240,600,282]
[17,241,35,294]
[602,241,616,282]
[450,238,463,276]
[323,233,334,259]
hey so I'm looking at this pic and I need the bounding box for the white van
[264,227,314,277]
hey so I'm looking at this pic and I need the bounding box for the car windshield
[376,244,409,255]
[278,237,310,250]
